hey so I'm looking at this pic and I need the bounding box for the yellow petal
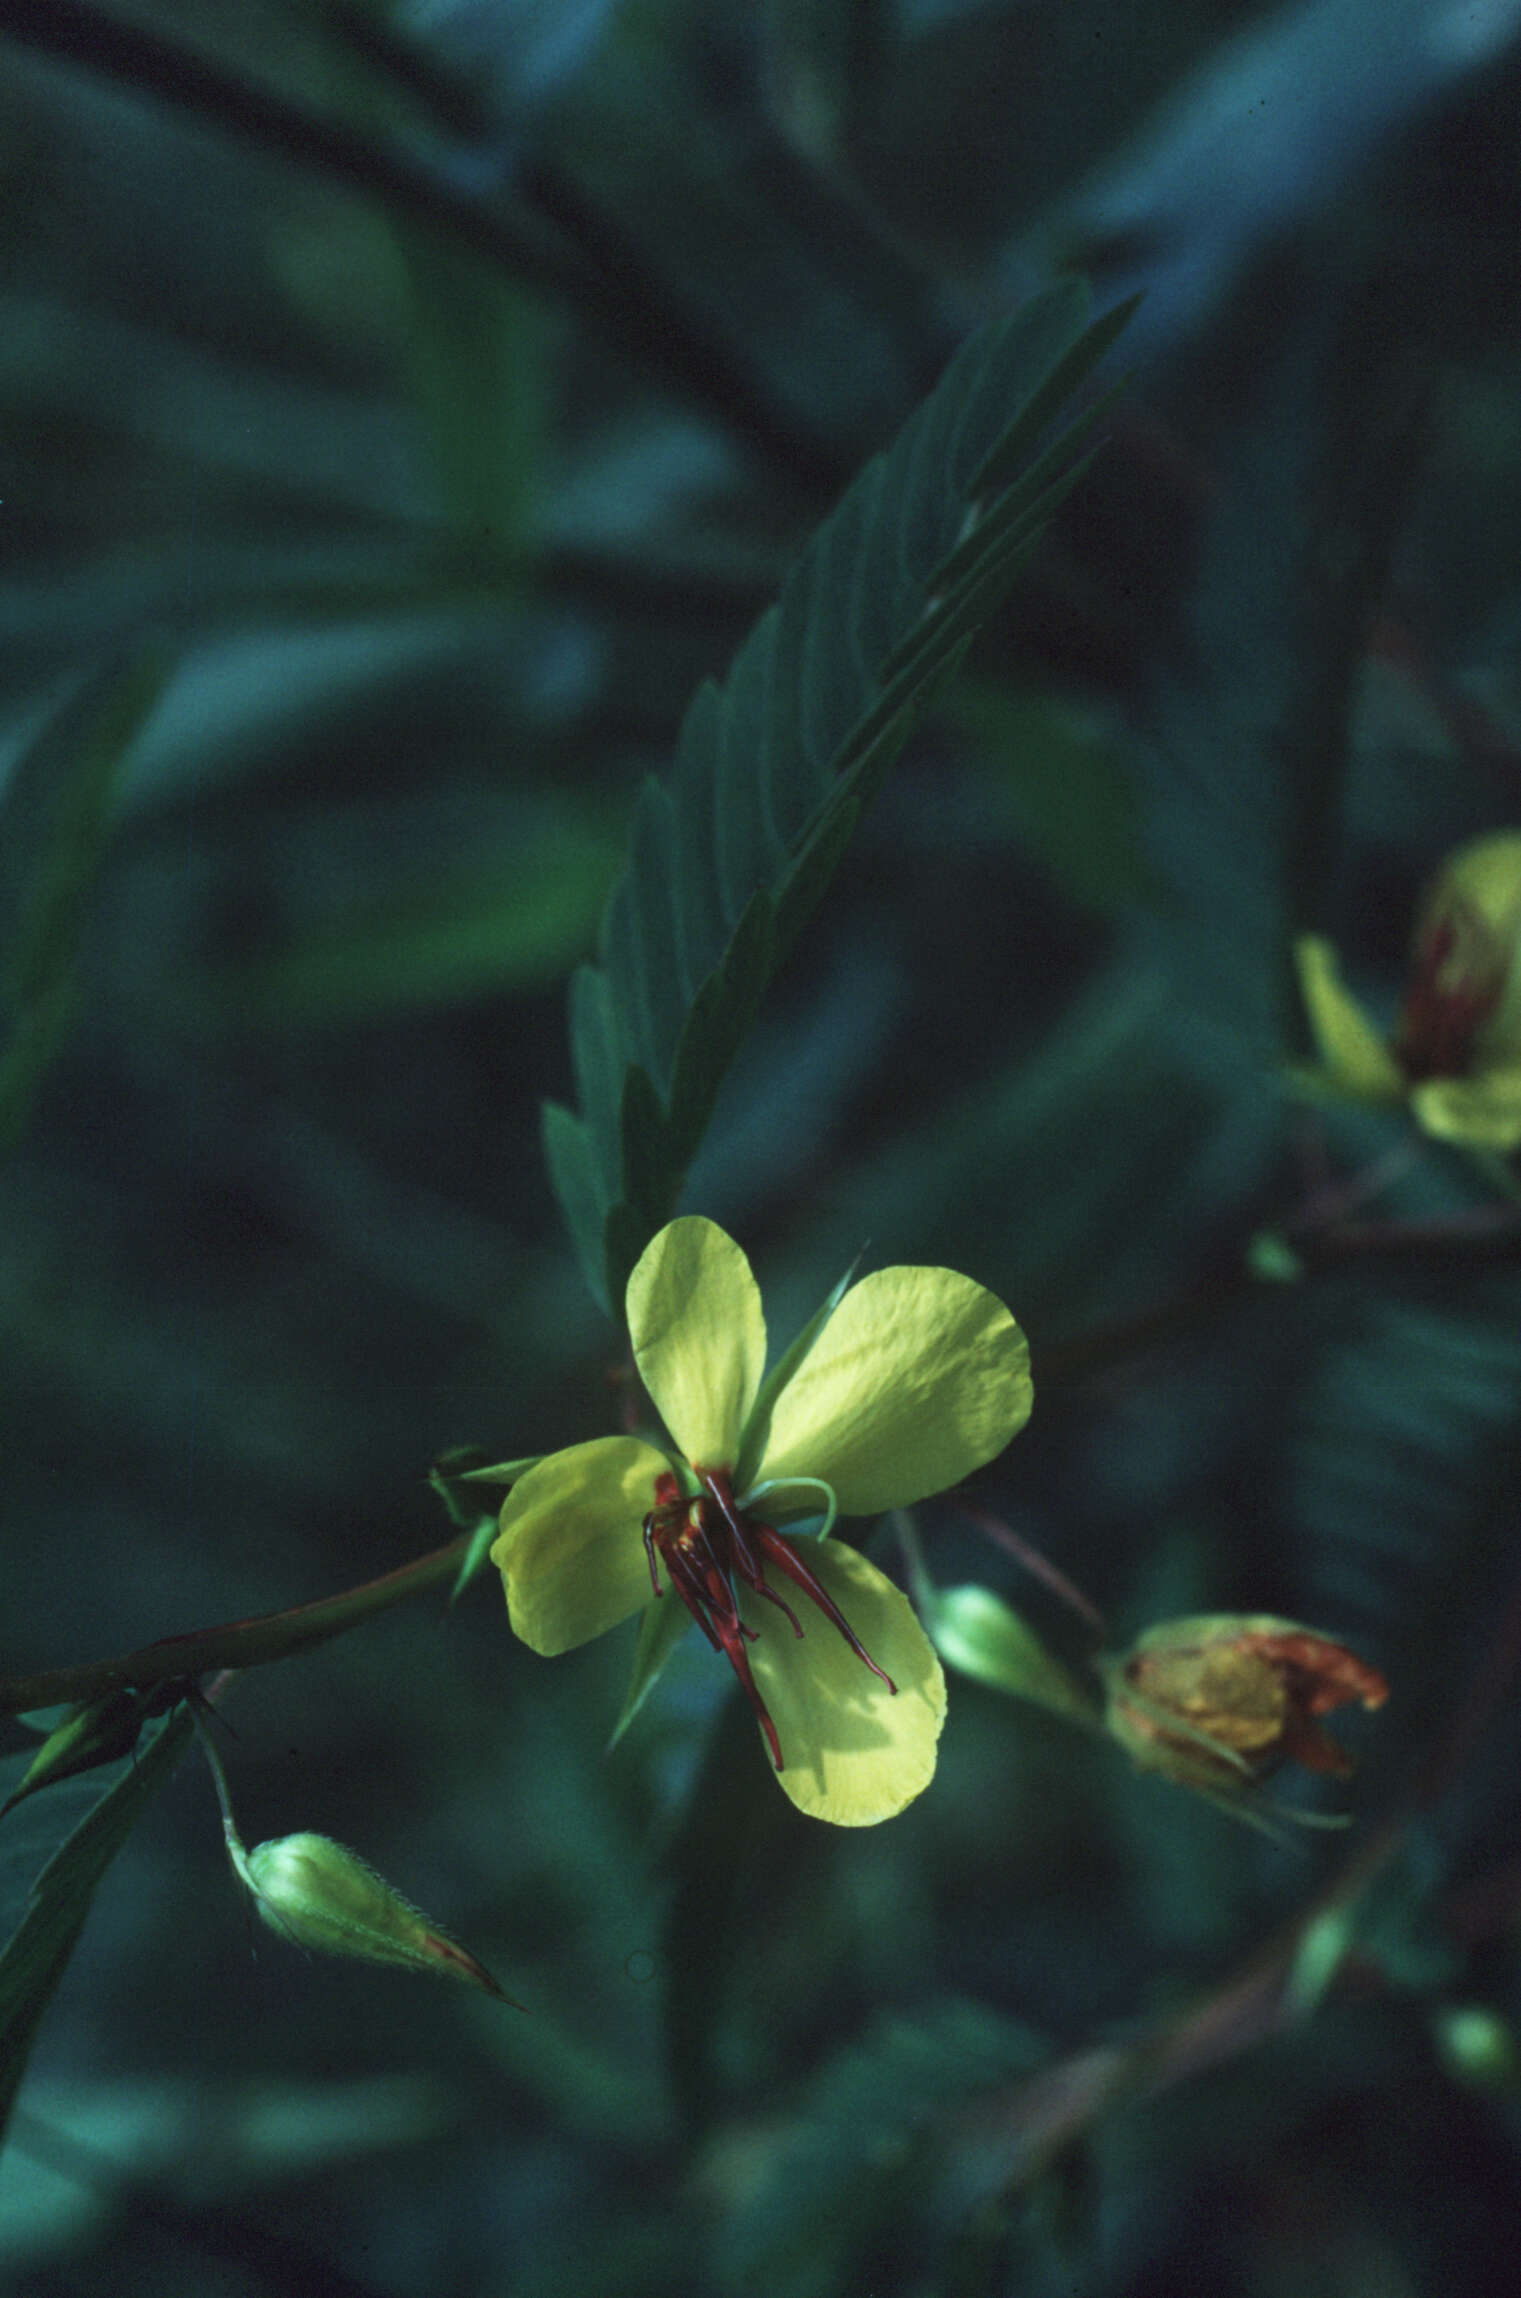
[490,1436,667,1655]
[1293,936,1404,1099]
[744,1540,946,1825]
[1411,1066,1521,1150]
[1429,831,1521,939]
[752,1267,1031,1516]
[626,1217,766,1469]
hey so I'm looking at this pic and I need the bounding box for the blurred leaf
[213,813,622,1024]
[1284,1284,1521,1645]
[551,281,1135,1308]
[0,655,167,1148]
[954,680,1158,913]
[1431,2004,1519,2093]
[716,1997,1046,2298]
[1289,1897,1361,2016]
[0,1704,193,2143]
[389,223,542,553]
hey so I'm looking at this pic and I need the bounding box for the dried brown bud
[1103,1614,1388,1799]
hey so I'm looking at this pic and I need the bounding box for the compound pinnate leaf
[547,281,1133,1309]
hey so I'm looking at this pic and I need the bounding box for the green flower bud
[242,1833,518,2004]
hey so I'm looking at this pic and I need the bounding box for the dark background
[4,2,1521,2292]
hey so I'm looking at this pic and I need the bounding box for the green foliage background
[4,1,1521,2292]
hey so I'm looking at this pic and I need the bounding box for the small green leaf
[429,1446,522,1530]
[390,223,541,554]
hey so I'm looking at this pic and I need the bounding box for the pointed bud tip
[243,1832,522,2007]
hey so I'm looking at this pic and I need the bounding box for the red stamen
[706,1607,784,1770]
[639,1464,898,1770]
[642,1470,684,1596]
[700,1468,893,1683]
[750,1523,897,1692]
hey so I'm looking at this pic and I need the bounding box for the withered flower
[1103,1614,1388,1803]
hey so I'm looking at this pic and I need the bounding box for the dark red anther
[639,1463,897,1770]
[642,1470,684,1596]
[746,1521,896,1691]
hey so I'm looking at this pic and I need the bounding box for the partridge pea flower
[492,1217,1031,1825]
[1295,831,1521,1149]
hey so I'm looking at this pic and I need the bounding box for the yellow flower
[491,1217,1032,1825]
[1295,832,1521,1149]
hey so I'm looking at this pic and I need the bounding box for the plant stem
[1042,1202,1521,1389]
[0,1534,469,1718]
[191,1692,256,1888]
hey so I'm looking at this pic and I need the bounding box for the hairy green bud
[242,1832,518,2004]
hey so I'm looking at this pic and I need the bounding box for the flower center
[1395,906,1505,1082]
[641,1466,896,1771]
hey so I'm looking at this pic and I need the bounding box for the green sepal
[429,1447,541,1528]
[916,1583,1099,1725]
[0,1683,188,1816]
[451,1516,502,1605]
[733,1253,862,1498]
[429,1449,542,1601]
[607,1594,694,1752]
